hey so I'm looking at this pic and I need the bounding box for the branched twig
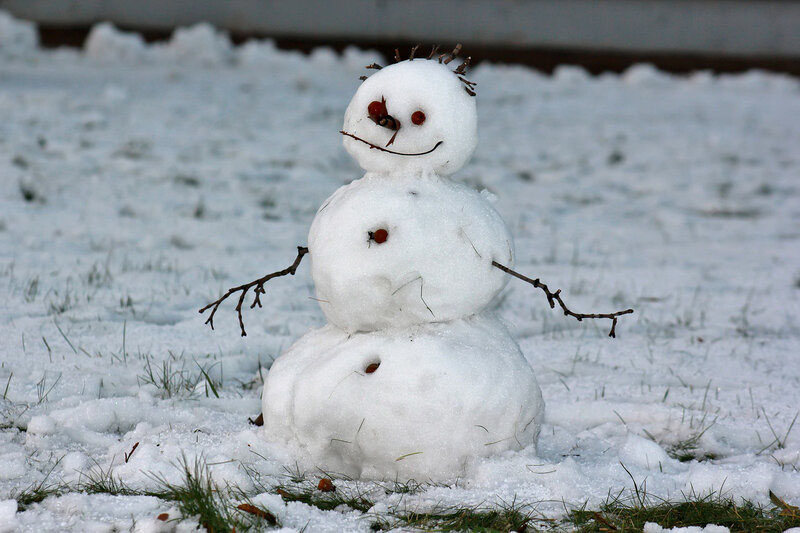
[199,247,309,337]
[458,76,477,88]
[492,261,634,338]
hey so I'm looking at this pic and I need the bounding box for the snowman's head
[341,51,477,176]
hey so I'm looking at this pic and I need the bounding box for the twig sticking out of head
[459,76,477,90]
[492,261,634,338]
[441,43,462,65]
[409,44,420,60]
[459,75,477,96]
[365,63,382,70]
[199,246,309,337]
[453,56,471,75]
[428,45,440,59]
[394,48,402,63]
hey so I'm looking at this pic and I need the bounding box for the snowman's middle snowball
[308,173,514,333]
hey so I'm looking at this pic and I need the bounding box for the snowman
[200,46,632,480]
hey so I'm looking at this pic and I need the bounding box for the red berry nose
[371,228,389,244]
[411,110,426,125]
[368,99,387,118]
[364,362,380,374]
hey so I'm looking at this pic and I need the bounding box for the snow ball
[688,70,715,86]
[683,461,775,503]
[27,414,56,435]
[342,59,477,176]
[622,63,671,85]
[164,23,233,65]
[0,453,25,480]
[308,174,513,332]
[84,23,147,62]
[619,433,670,470]
[0,10,38,58]
[237,39,279,66]
[552,65,590,84]
[0,500,18,533]
[309,47,338,66]
[262,314,543,480]
[341,46,384,72]
[247,493,287,521]
[60,451,89,482]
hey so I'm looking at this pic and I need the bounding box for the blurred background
[2,0,799,74]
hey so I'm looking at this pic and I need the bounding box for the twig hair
[359,44,477,97]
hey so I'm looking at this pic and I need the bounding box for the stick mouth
[340,130,443,157]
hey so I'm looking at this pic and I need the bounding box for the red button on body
[372,228,388,243]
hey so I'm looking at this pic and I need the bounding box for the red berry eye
[411,110,426,125]
[368,99,387,117]
[369,228,389,244]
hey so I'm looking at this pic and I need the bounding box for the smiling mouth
[340,131,443,157]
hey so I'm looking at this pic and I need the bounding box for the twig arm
[199,246,309,337]
[492,261,634,338]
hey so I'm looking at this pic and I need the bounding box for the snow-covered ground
[1,12,799,532]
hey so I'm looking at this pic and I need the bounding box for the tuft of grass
[82,457,278,531]
[23,277,39,303]
[274,482,374,513]
[137,353,222,399]
[570,466,799,532]
[45,283,77,315]
[569,493,800,532]
[657,415,719,462]
[84,261,113,288]
[13,484,65,512]
[13,457,66,511]
[371,500,541,532]
[664,432,718,462]
[152,458,247,532]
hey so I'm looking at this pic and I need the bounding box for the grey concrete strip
[2,0,799,58]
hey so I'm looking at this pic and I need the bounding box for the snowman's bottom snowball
[261,314,544,480]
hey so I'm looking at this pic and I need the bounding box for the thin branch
[453,56,471,75]
[340,130,442,156]
[365,63,382,70]
[442,43,462,65]
[492,261,634,338]
[409,44,420,60]
[199,246,309,337]
[394,48,402,63]
[428,45,440,59]
[458,76,477,88]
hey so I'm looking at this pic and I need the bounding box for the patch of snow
[644,523,730,533]
[84,23,148,62]
[0,10,37,58]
